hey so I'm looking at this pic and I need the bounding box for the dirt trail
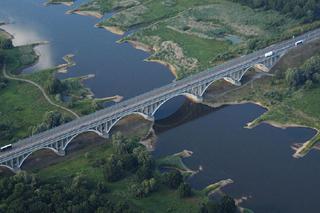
[2,65,79,118]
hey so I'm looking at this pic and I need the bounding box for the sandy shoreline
[124,40,178,78]
[66,10,103,19]
[147,59,178,79]
[97,24,125,35]
[45,1,74,6]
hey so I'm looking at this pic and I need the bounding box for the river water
[1,1,319,212]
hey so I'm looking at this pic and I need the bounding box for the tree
[178,182,192,198]
[0,39,13,49]
[219,196,237,213]
[163,171,183,189]
[46,78,65,95]
[32,111,68,134]
[104,155,124,182]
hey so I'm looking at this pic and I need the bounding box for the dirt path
[2,65,79,118]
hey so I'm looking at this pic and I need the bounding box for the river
[1,1,319,212]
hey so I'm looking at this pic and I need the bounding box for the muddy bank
[66,9,103,19]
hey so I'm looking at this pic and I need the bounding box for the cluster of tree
[231,0,320,22]
[0,172,138,213]
[200,196,237,213]
[45,78,66,95]
[0,38,13,49]
[0,75,8,90]
[285,55,320,89]
[0,122,15,142]
[102,134,155,182]
[0,52,8,90]
[32,111,71,134]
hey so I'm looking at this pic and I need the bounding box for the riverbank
[157,150,198,176]
[203,39,320,158]
[96,24,125,35]
[45,0,74,7]
[66,9,103,19]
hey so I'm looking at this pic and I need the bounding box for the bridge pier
[57,150,66,156]
[12,167,21,173]
[223,77,241,86]
[101,133,110,139]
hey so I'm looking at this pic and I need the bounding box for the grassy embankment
[72,0,320,79]
[203,40,320,158]
[0,29,108,146]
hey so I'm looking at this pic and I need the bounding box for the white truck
[295,40,304,46]
[0,144,12,152]
[264,51,274,58]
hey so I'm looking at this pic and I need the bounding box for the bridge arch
[200,65,257,97]
[151,92,201,117]
[0,164,16,174]
[62,129,104,151]
[18,147,60,169]
[107,112,152,134]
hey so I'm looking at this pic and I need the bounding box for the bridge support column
[224,77,241,86]
[101,133,110,139]
[189,95,203,103]
[57,150,66,156]
[13,167,22,173]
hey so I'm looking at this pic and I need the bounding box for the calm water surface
[154,102,319,213]
[1,1,319,212]
[0,0,174,98]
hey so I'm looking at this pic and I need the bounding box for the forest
[231,0,320,22]
[0,134,237,213]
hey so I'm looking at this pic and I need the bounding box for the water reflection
[1,23,54,71]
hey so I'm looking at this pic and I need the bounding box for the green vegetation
[0,133,237,213]
[46,0,74,6]
[74,0,320,79]
[76,0,148,15]
[22,68,103,115]
[157,150,196,175]
[205,41,320,158]
[231,0,320,23]
[0,29,104,145]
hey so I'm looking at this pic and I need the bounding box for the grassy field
[21,68,101,115]
[0,80,61,145]
[73,0,316,79]
[204,39,320,158]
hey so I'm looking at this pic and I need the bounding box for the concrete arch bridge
[1,28,320,172]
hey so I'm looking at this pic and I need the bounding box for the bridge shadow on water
[153,100,219,135]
